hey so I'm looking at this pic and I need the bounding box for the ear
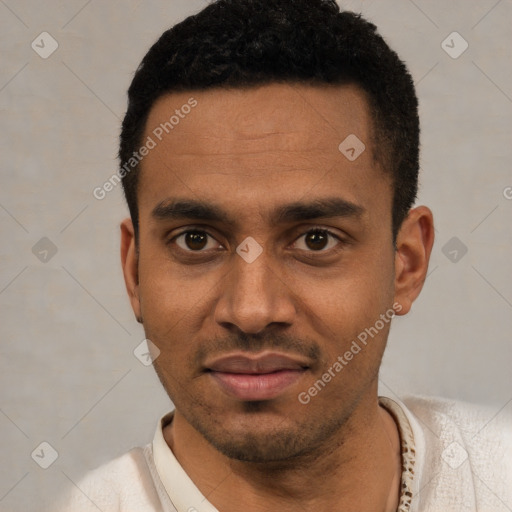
[393,206,435,315]
[120,218,142,323]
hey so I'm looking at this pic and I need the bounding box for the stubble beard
[154,361,365,465]
[185,399,356,464]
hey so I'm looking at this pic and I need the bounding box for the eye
[291,228,342,252]
[173,230,222,252]
[169,227,344,254]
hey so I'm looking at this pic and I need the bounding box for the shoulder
[401,394,512,509]
[54,444,164,512]
[401,394,511,442]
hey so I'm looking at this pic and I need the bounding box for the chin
[204,426,311,463]
[187,402,347,464]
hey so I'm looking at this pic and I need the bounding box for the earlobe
[120,218,142,322]
[393,206,435,315]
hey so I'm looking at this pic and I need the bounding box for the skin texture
[120,83,434,511]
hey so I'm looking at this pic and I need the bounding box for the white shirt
[53,395,512,512]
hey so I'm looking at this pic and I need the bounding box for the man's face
[128,83,399,461]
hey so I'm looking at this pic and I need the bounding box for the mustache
[193,331,322,368]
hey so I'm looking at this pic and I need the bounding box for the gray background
[1,0,511,510]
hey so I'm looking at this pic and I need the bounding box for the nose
[213,244,297,334]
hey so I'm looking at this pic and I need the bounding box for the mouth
[204,352,310,401]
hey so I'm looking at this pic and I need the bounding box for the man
[56,0,511,511]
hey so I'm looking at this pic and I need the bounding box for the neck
[165,388,401,512]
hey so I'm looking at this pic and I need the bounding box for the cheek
[138,236,217,318]
[137,254,201,357]
[298,259,395,403]
[311,244,395,352]
[136,246,231,374]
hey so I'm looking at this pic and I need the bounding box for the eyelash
[168,226,345,255]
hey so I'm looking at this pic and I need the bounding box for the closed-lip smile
[205,351,310,401]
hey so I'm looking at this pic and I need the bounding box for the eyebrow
[151,196,365,227]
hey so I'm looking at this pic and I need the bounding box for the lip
[205,352,310,401]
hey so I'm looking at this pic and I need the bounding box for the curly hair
[119,0,419,241]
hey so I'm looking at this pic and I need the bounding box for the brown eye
[174,230,221,252]
[305,231,329,250]
[293,229,341,252]
[184,232,208,250]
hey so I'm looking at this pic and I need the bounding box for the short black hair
[119,0,419,241]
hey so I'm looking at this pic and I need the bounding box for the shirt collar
[152,410,219,512]
[379,396,426,512]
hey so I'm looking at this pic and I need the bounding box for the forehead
[137,83,390,226]
[145,82,372,159]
